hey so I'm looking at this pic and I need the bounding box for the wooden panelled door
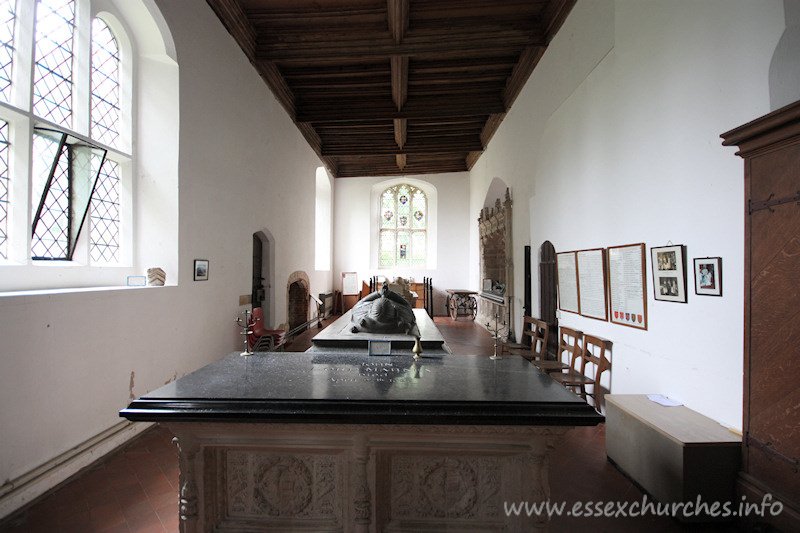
[722,100,800,532]
[540,241,558,358]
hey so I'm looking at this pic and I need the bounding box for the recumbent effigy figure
[350,282,420,337]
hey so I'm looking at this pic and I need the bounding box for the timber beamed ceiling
[206,0,577,178]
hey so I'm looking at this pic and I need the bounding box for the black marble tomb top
[120,352,603,426]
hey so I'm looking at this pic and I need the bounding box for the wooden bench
[605,394,741,522]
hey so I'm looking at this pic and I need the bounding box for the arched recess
[286,270,310,331]
[253,229,276,328]
[483,177,508,208]
[768,1,800,110]
[477,179,513,339]
[121,0,180,282]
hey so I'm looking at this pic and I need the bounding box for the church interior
[0,0,798,531]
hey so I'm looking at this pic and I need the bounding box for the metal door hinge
[747,433,799,473]
[748,190,800,214]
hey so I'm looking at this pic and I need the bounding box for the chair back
[520,317,549,359]
[580,334,612,383]
[558,326,584,369]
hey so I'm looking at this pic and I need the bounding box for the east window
[379,183,427,268]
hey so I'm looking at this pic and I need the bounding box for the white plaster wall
[0,0,329,498]
[470,0,786,429]
[333,172,471,310]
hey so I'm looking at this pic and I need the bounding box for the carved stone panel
[206,448,345,531]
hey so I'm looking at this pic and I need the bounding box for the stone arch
[286,271,311,331]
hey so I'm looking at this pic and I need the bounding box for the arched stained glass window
[379,184,426,268]
[0,0,16,103]
[91,18,120,147]
[33,0,75,127]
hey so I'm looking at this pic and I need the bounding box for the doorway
[252,231,274,327]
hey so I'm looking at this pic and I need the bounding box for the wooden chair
[505,317,549,361]
[248,307,287,352]
[551,334,612,403]
[533,326,582,373]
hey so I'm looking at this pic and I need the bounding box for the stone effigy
[350,282,420,337]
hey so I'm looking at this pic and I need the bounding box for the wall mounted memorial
[476,188,513,339]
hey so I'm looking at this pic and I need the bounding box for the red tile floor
[0,316,739,532]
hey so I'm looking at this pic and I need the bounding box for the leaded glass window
[0,0,16,103]
[31,128,107,260]
[91,18,120,147]
[0,120,8,258]
[379,184,426,268]
[89,158,120,262]
[33,0,75,127]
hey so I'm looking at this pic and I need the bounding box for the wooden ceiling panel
[207,0,576,177]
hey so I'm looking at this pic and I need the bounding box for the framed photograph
[651,245,687,303]
[694,257,722,296]
[193,259,209,281]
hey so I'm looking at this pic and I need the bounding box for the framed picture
[651,245,687,303]
[694,257,722,296]
[608,243,647,329]
[193,259,209,281]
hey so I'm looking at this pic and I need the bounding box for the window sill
[0,284,173,299]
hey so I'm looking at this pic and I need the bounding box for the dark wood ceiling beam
[411,58,517,74]
[281,62,389,78]
[387,0,409,44]
[407,82,507,97]
[257,31,544,63]
[297,95,504,122]
[466,150,483,170]
[321,136,483,157]
[247,6,387,27]
[255,62,296,118]
[206,0,257,60]
[541,0,578,42]
[408,73,511,86]
[391,56,408,111]
[206,0,577,179]
[503,45,547,109]
[410,0,543,20]
[480,113,507,148]
[336,157,469,178]
[394,118,407,149]
[294,87,391,100]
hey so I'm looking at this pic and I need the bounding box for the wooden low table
[446,289,478,320]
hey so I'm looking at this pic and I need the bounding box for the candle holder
[235,309,253,356]
[412,335,423,360]
[485,313,505,359]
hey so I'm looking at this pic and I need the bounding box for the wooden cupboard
[721,100,800,532]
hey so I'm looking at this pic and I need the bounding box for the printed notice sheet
[608,243,647,329]
[556,252,579,314]
[577,249,608,321]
